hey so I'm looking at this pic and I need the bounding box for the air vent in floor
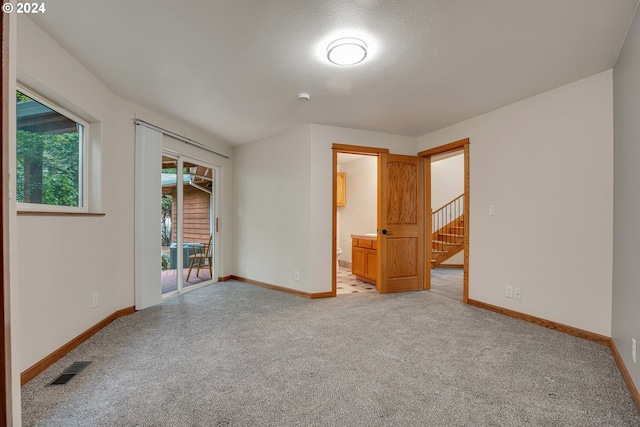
[47,361,93,386]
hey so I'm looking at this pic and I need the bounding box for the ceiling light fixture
[326,37,367,66]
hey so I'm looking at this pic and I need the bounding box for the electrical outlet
[633,338,637,364]
[505,286,512,298]
[514,288,522,300]
[489,204,496,216]
[294,271,299,281]
[92,293,98,308]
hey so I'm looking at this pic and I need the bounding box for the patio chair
[186,236,212,281]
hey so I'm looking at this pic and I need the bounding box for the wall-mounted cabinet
[336,172,346,207]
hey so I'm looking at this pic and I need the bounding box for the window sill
[17,211,106,217]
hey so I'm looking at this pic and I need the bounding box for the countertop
[351,234,377,241]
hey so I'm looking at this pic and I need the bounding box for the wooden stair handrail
[431,192,465,267]
[432,193,464,218]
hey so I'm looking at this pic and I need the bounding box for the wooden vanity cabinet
[351,237,377,285]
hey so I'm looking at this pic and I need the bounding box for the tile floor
[336,266,464,299]
[336,266,377,295]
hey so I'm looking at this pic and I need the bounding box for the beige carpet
[430,267,463,300]
[22,281,640,426]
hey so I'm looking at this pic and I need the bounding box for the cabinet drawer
[358,239,372,249]
[371,240,377,250]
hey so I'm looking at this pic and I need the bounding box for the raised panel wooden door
[378,154,424,293]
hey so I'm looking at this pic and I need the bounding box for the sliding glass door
[161,155,179,294]
[161,155,215,296]
[182,161,214,289]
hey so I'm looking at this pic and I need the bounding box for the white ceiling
[28,0,639,146]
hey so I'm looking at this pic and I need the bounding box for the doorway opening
[335,152,378,295]
[419,139,470,303]
[332,144,389,297]
[429,149,464,300]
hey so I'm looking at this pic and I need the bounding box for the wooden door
[378,154,424,293]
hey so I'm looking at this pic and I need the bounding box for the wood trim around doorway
[332,144,389,155]
[418,138,469,157]
[419,138,470,303]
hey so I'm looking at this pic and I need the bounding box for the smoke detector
[297,93,310,102]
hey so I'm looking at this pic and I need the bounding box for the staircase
[431,194,465,268]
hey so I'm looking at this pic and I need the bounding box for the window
[16,89,87,210]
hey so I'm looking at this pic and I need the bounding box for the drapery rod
[134,119,231,159]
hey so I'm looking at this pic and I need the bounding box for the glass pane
[182,161,213,288]
[16,91,83,207]
[161,157,178,294]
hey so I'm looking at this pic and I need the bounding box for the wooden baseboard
[230,276,333,299]
[21,306,135,385]
[609,339,640,413]
[467,299,610,346]
[218,275,233,282]
[434,264,464,269]
[310,292,334,299]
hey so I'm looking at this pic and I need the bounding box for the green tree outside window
[16,91,83,207]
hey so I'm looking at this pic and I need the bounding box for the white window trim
[16,85,90,213]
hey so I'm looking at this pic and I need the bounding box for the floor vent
[47,361,93,386]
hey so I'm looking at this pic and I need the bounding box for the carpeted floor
[22,281,640,426]
[430,267,463,300]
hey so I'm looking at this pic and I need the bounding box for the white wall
[337,156,377,263]
[431,153,464,210]
[418,71,614,336]
[232,125,313,292]
[233,124,417,294]
[612,5,640,392]
[16,17,233,370]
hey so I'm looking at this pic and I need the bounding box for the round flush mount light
[327,37,368,66]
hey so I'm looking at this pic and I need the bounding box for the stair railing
[432,194,464,253]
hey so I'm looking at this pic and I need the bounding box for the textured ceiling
[28,0,639,145]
